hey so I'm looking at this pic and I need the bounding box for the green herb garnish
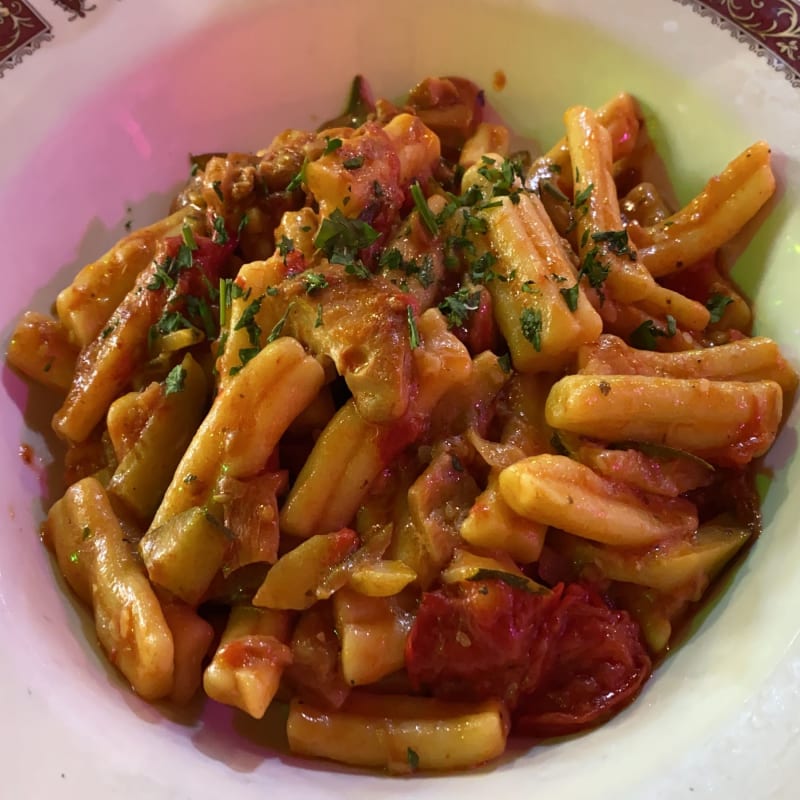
[706,293,734,324]
[164,365,187,395]
[410,182,439,236]
[438,287,482,329]
[314,209,380,274]
[520,307,543,351]
[323,136,343,155]
[406,306,421,349]
[304,272,329,294]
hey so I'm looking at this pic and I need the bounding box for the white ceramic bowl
[2,1,800,797]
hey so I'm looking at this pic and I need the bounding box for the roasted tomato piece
[406,579,651,738]
[513,583,651,738]
[405,579,559,706]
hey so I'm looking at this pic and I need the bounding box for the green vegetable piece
[107,354,208,523]
[140,506,231,606]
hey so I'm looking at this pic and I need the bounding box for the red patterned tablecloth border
[3,1,800,82]
[0,1,53,78]
[676,0,800,86]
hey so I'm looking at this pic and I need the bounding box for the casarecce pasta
[8,74,797,774]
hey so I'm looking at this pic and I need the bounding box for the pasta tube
[531,93,642,192]
[548,517,752,593]
[577,333,798,393]
[441,547,548,593]
[287,693,509,773]
[203,606,292,719]
[107,353,208,523]
[564,105,656,304]
[391,449,480,589]
[281,309,472,539]
[160,600,214,705]
[546,373,783,464]
[252,529,359,610]
[480,190,602,372]
[7,311,79,393]
[347,560,417,597]
[629,142,776,277]
[152,336,325,527]
[56,207,197,347]
[44,477,174,700]
[637,284,711,332]
[333,588,412,686]
[459,122,511,168]
[460,474,546,563]
[139,507,231,606]
[53,262,172,443]
[498,454,698,547]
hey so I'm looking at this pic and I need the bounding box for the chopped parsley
[410,182,439,236]
[154,309,194,336]
[277,235,295,262]
[314,303,324,328]
[211,181,224,201]
[379,248,403,271]
[706,293,734,324]
[323,136,343,155]
[451,454,465,473]
[68,551,79,564]
[497,352,512,373]
[438,287,482,329]
[234,296,263,346]
[314,209,380,275]
[183,473,198,484]
[165,365,187,395]
[342,155,364,170]
[560,284,580,312]
[266,303,294,343]
[287,158,308,191]
[574,182,594,208]
[181,224,197,250]
[477,154,525,204]
[146,243,194,292]
[406,306,421,349]
[101,323,116,339]
[303,272,329,293]
[592,228,635,259]
[185,295,216,340]
[579,247,610,289]
[461,208,489,236]
[286,157,308,192]
[469,251,497,284]
[520,307,543,351]
[81,526,92,540]
[237,213,249,236]
[212,215,229,245]
[560,246,610,311]
[630,316,678,350]
[218,278,233,327]
[380,249,435,289]
[406,747,420,771]
[229,346,260,375]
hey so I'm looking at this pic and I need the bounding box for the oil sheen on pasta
[7,74,796,775]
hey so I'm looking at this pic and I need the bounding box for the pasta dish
[7,75,796,773]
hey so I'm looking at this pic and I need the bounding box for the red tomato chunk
[405,580,651,737]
